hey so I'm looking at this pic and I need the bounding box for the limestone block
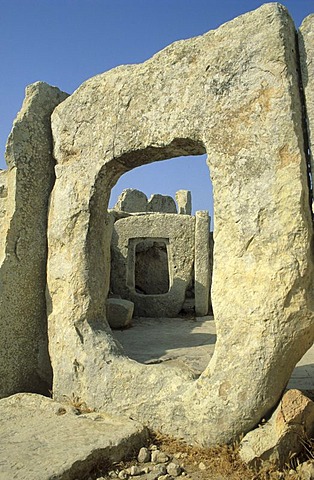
[176,190,192,215]
[0,82,68,399]
[194,210,210,316]
[147,193,177,213]
[240,390,314,468]
[299,15,314,192]
[110,213,194,316]
[106,298,134,329]
[114,188,148,212]
[0,393,148,480]
[49,3,314,446]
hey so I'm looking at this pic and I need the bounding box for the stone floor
[113,316,314,389]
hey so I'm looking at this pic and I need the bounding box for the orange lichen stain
[219,381,231,400]
[278,145,299,168]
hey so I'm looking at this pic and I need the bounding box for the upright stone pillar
[194,210,210,316]
[0,82,68,398]
[176,190,192,215]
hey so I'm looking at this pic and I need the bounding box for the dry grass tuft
[62,393,95,414]
[151,431,313,480]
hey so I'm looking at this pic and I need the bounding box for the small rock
[158,475,172,480]
[151,450,169,463]
[128,465,143,476]
[118,470,129,480]
[138,446,151,463]
[150,444,158,451]
[167,462,182,477]
[152,463,167,475]
[143,466,151,473]
[108,471,118,478]
[146,471,163,480]
[199,462,206,471]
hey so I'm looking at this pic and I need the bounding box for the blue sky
[1,1,313,218]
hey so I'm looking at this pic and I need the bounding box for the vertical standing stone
[176,190,192,215]
[299,15,314,212]
[194,211,210,316]
[114,189,148,212]
[147,194,177,213]
[0,82,68,398]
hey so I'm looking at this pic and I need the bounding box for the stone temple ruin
[0,3,313,448]
[107,188,212,322]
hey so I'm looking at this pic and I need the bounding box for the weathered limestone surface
[106,298,134,329]
[240,390,314,468]
[147,193,177,213]
[111,213,194,316]
[0,393,148,480]
[194,211,210,316]
[299,15,314,190]
[49,4,314,445]
[114,188,148,212]
[0,82,68,398]
[176,190,192,215]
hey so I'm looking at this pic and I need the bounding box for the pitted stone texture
[147,194,177,213]
[240,390,314,468]
[114,188,148,213]
[176,190,192,215]
[0,393,148,480]
[0,82,68,398]
[111,213,194,316]
[49,4,314,446]
[106,298,134,329]
[299,15,314,195]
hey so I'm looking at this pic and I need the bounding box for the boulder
[239,390,314,468]
[106,298,134,329]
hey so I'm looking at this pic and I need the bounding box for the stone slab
[0,393,148,480]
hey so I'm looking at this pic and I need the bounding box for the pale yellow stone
[48,4,314,446]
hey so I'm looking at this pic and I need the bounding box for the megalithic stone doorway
[47,4,314,445]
